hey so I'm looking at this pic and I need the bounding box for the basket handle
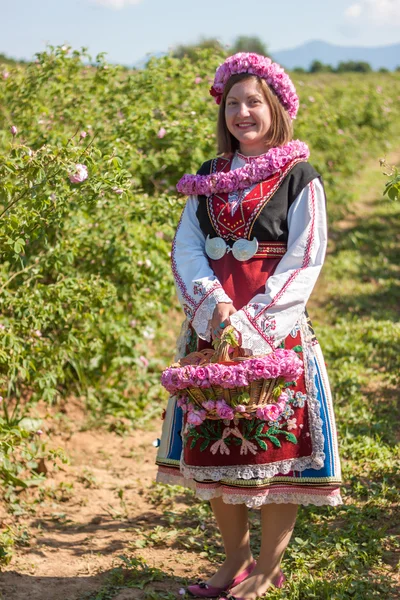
[212,326,242,362]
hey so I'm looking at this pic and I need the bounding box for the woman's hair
[216,73,293,155]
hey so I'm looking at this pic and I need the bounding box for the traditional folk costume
[156,53,342,508]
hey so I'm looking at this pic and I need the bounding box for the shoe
[218,570,286,600]
[186,560,257,598]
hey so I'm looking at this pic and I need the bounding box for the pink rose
[256,403,283,422]
[216,399,235,420]
[202,400,216,411]
[157,127,166,139]
[69,164,88,183]
[10,125,17,135]
[139,355,149,367]
[176,395,188,408]
[248,359,267,379]
[187,409,206,426]
[217,366,236,389]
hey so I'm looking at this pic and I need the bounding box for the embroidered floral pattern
[185,417,298,454]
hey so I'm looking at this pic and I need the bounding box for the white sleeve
[229,178,327,355]
[171,195,233,341]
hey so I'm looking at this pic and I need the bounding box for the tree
[309,60,334,73]
[172,38,226,61]
[231,36,268,56]
[336,60,372,73]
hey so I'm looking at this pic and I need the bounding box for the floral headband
[209,52,299,120]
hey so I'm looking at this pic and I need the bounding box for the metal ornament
[231,237,259,261]
[205,235,259,262]
[205,235,227,260]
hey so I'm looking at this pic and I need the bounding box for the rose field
[0,47,399,599]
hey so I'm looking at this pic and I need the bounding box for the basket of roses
[161,326,303,425]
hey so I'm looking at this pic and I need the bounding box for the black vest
[195,159,321,244]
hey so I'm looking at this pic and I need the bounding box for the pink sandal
[219,570,286,600]
[186,560,257,598]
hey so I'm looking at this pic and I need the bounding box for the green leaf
[256,438,267,451]
[255,423,264,436]
[266,435,281,448]
[283,432,298,444]
[199,439,210,452]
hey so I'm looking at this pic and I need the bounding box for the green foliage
[336,60,373,73]
[381,159,400,200]
[231,35,268,56]
[172,38,226,61]
[309,60,375,74]
[309,60,335,73]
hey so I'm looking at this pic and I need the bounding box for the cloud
[344,0,400,25]
[90,0,143,9]
[345,3,363,17]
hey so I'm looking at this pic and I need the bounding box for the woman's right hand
[211,302,237,341]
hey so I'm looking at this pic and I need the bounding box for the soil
[0,398,205,600]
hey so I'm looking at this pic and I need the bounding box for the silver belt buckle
[205,235,258,261]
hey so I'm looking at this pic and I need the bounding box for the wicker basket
[170,330,282,419]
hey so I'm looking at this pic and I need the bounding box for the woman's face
[225,78,272,156]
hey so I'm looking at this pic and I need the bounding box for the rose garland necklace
[176,140,310,197]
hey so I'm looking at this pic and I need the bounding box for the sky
[2,0,400,65]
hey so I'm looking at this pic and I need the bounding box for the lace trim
[156,472,342,508]
[192,284,232,340]
[174,318,190,361]
[229,310,275,355]
[180,312,326,481]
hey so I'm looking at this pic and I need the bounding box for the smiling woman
[156,52,342,600]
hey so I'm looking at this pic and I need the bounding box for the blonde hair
[217,73,293,155]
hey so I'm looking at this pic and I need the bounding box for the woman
[156,53,342,600]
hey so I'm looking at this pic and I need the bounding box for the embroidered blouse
[171,153,327,354]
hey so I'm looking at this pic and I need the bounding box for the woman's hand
[211,302,237,341]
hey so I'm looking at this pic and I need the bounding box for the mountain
[272,40,400,70]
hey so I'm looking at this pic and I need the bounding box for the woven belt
[205,235,287,261]
[254,242,287,258]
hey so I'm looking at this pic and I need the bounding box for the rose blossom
[176,395,188,408]
[202,399,216,411]
[69,164,88,184]
[157,127,166,139]
[256,403,283,422]
[139,355,149,367]
[216,399,235,420]
[187,408,206,426]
